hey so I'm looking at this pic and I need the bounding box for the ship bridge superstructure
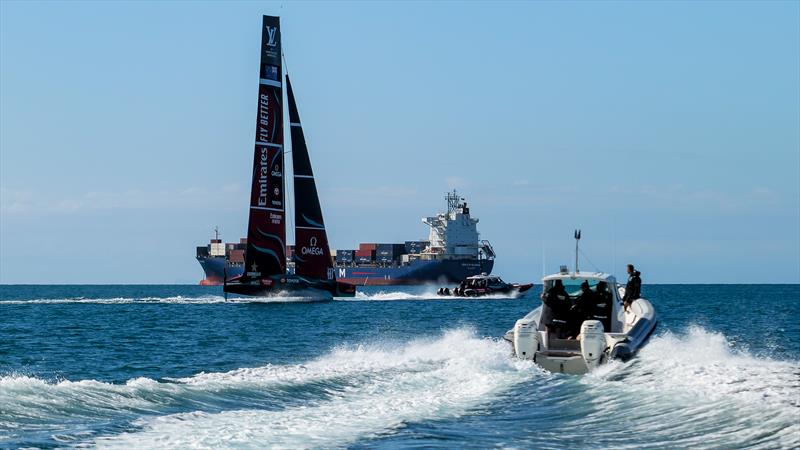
[422,191,493,261]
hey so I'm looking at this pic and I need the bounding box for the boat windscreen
[544,278,603,298]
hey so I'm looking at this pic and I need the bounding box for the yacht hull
[224,275,356,300]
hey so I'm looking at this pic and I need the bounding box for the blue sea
[1,284,798,449]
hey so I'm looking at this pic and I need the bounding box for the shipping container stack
[229,249,245,263]
[336,250,355,265]
[375,243,407,265]
[210,239,225,257]
[354,249,375,264]
[404,240,429,254]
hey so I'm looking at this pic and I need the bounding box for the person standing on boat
[542,279,571,337]
[623,264,642,310]
[570,281,595,337]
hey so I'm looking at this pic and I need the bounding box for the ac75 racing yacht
[504,231,657,374]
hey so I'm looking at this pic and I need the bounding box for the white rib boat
[504,232,657,374]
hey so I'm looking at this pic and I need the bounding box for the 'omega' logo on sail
[301,236,323,256]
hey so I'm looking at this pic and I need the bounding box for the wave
[0,295,326,305]
[2,326,798,449]
[1,291,524,304]
[574,326,800,449]
[348,289,524,301]
[0,295,230,305]
[1,328,538,449]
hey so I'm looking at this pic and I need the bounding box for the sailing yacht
[224,15,356,300]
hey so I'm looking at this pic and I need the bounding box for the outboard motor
[513,318,539,360]
[580,320,605,370]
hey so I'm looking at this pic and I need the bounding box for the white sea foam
[0,295,230,305]
[579,326,800,449]
[348,289,523,301]
[3,326,798,449]
[92,328,537,449]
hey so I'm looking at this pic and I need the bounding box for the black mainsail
[287,76,335,282]
[243,15,286,280]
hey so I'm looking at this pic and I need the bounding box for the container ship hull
[198,191,496,286]
[197,256,493,286]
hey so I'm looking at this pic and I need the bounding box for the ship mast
[446,190,460,214]
[574,229,581,274]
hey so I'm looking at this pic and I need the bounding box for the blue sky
[1,1,798,284]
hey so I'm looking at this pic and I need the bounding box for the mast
[574,229,581,274]
[242,15,286,280]
[287,75,335,281]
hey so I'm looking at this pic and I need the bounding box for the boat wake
[572,326,800,449]
[0,328,537,449]
[348,290,524,301]
[0,295,230,305]
[348,289,440,301]
[1,326,797,449]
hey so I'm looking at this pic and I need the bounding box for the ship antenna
[214,226,219,241]
[574,229,581,274]
[542,239,546,278]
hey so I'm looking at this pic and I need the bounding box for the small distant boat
[437,273,533,298]
[224,15,356,300]
[504,231,657,374]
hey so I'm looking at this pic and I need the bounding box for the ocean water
[1,284,798,449]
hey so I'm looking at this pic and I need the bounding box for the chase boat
[437,273,533,298]
[504,231,657,374]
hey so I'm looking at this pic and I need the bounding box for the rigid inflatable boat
[504,232,657,374]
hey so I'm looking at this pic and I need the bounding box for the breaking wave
[573,326,800,449]
[1,326,797,449]
[1,328,538,448]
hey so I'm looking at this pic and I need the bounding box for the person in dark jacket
[622,264,642,310]
[594,281,612,331]
[543,279,570,320]
[569,280,595,337]
[542,279,572,337]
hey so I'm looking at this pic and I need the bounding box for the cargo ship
[196,190,495,285]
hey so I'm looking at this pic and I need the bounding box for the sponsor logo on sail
[301,236,323,256]
[266,26,278,47]
[258,148,269,206]
[258,94,269,142]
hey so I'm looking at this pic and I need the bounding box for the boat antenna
[541,239,546,278]
[214,226,219,241]
[574,229,581,274]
